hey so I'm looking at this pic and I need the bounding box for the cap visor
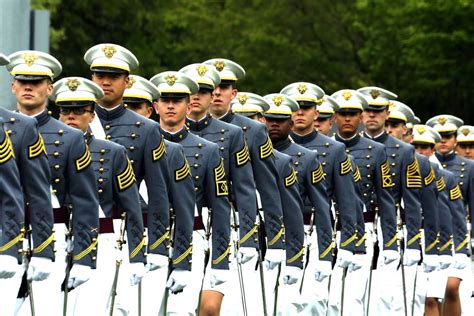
[91,66,128,74]
[14,74,50,81]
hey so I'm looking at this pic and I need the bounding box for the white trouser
[0,244,26,316]
[459,262,474,316]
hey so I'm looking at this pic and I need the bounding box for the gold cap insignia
[272,95,284,106]
[126,76,136,89]
[370,89,380,99]
[22,52,38,67]
[417,126,426,134]
[165,74,178,86]
[237,94,248,105]
[66,79,80,91]
[214,61,225,72]
[196,64,208,77]
[102,45,116,58]
[317,98,324,106]
[462,128,470,136]
[438,117,447,125]
[388,101,395,110]
[297,84,307,94]
[342,91,352,101]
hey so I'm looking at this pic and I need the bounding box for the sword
[159,208,176,316]
[366,208,379,316]
[273,261,282,316]
[108,212,127,316]
[197,207,212,315]
[256,212,269,316]
[328,210,340,292]
[340,266,348,316]
[63,209,74,316]
[138,280,142,316]
[299,211,315,294]
[396,206,408,316]
[231,206,248,316]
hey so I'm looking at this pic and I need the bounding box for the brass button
[220,129,225,134]
[98,178,104,184]
[98,188,103,194]
[129,146,135,152]
[243,126,248,131]
[294,161,299,166]
[366,164,371,168]
[325,142,330,147]
[297,152,302,157]
[54,140,60,146]
[220,137,225,142]
[106,135,112,140]
[368,146,372,150]
[54,164,60,170]
[193,163,199,168]
[322,162,327,166]
[105,125,111,130]
[100,149,106,154]
[58,129,64,135]
[131,133,137,139]
[195,187,199,191]
[54,178,60,184]
[10,118,16,123]
[391,162,396,167]
[53,151,60,158]
[136,121,141,127]
[198,143,202,148]
[99,158,105,163]
[195,175,200,180]
[219,147,224,151]
[195,153,199,158]
[366,155,371,159]
[99,167,105,173]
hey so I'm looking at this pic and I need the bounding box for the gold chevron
[406,157,422,188]
[175,159,191,182]
[0,131,15,164]
[381,160,393,188]
[235,143,250,166]
[285,168,298,187]
[311,163,325,184]
[436,176,446,192]
[28,134,46,159]
[117,158,136,191]
[75,144,92,171]
[340,156,352,175]
[424,165,435,186]
[259,136,273,159]
[152,136,166,161]
[449,185,463,201]
[214,158,228,196]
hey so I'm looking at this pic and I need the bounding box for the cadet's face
[265,117,293,142]
[437,134,457,154]
[59,105,95,133]
[362,109,388,134]
[456,143,474,160]
[414,143,435,157]
[126,102,153,118]
[189,91,212,118]
[335,111,361,137]
[315,116,334,135]
[292,107,316,133]
[211,84,236,116]
[11,79,53,111]
[385,121,407,140]
[92,73,128,107]
[402,130,414,144]
[156,97,190,128]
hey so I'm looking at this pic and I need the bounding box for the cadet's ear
[402,125,407,136]
[46,80,54,97]
[89,111,95,123]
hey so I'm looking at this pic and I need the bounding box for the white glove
[381,250,400,266]
[264,249,285,270]
[452,253,469,270]
[0,255,19,279]
[67,264,92,289]
[423,254,439,273]
[403,249,421,267]
[438,255,453,270]
[313,261,332,282]
[27,257,53,281]
[146,253,169,271]
[236,247,257,265]
[210,268,230,288]
[166,269,190,293]
[129,262,147,286]
[282,266,302,285]
[348,253,365,273]
[336,249,354,268]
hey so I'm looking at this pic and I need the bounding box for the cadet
[122,75,156,118]
[412,125,467,316]
[84,44,177,295]
[314,96,336,136]
[151,70,233,315]
[182,63,258,314]
[281,82,358,314]
[0,117,26,316]
[331,89,398,315]
[202,59,286,271]
[358,87,423,314]
[0,53,54,313]
[8,50,100,316]
[262,93,333,314]
[232,92,306,314]
[52,77,146,314]
[456,126,474,160]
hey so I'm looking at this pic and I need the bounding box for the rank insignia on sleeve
[380,160,393,188]
[117,158,136,191]
[284,168,297,187]
[449,185,463,201]
[152,136,166,161]
[353,165,362,183]
[259,136,273,159]
[214,158,228,196]
[340,156,352,175]
[75,144,92,172]
[436,176,446,192]
[406,158,422,188]
[0,132,15,164]
[28,134,47,159]
[311,163,325,184]
[175,159,191,182]
[424,165,435,186]
[235,143,250,166]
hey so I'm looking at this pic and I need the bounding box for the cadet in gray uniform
[53,77,146,314]
[331,89,398,315]
[456,125,474,160]
[263,93,333,314]
[0,117,26,316]
[201,59,286,266]
[8,50,100,316]
[152,70,233,314]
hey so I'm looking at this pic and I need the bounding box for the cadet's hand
[381,250,400,266]
[0,255,19,279]
[146,253,169,271]
[236,247,257,265]
[452,253,469,270]
[336,249,354,268]
[348,253,365,273]
[129,262,147,286]
[210,268,230,288]
[438,255,453,270]
[313,261,332,282]
[27,257,52,281]
[264,249,285,270]
[403,249,421,267]
[422,254,439,273]
[166,269,190,293]
[67,264,92,289]
[282,266,302,285]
